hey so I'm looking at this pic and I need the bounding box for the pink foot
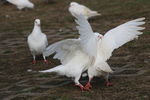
[32,60,36,64]
[75,84,85,91]
[84,82,92,91]
[44,60,48,64]
[105,82,113,87]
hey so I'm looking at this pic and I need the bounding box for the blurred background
[0,0,149,100]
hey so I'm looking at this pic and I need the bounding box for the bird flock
[5,0,145,91]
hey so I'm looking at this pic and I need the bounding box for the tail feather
[96,62,113,73]
[39,68,55,73]
[39,65,64,73]
[27,2,34,8]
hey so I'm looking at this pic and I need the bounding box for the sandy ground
[0,0,150,100]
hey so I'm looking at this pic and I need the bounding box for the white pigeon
[6,0,34,10]
[69,2,101,19]
[27,19,48,64]
[40,39,92,91]
[74,14,145,90]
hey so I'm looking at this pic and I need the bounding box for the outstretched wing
[100,18,145,60]
[43,39,81,64]
[74,14,98,57]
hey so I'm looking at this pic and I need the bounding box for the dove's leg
[43,55,48,64]
[104,73,113,86]
[32,55,36,64]
[84,76,93,90]
[31,51,36,64]
[74,74,85,91]
[85,67,94,90]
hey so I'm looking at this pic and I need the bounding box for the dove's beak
[35,21,40,27]
[98,36,102,39]
[36,23,40,27]
[37,24,40,27]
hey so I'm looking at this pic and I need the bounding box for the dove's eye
[98,35,102,39]
[35,21,39,24]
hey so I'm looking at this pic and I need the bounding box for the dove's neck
[32,25,42,35]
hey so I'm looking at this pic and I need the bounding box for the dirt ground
[0,0,150,100]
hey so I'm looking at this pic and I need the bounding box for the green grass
[144,32,150,34]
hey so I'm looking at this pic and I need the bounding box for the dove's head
[34,19,41,27]
[95,32,103,40]
[70,2,78,7]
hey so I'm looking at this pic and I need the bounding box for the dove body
[69,2,100,19]
[27,19,48,64]
[7,0,34,10]
[74,14,145,90]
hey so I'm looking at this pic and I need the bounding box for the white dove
[69,2,101,19]
[6,0,34,10]
[40,39,92,91]
[27,19,48,64]
[74,14,145,90]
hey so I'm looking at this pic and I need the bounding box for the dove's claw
[105,81,113,87]
[75,84,85,91]
[84,82,92,90]
[32,60,36,64]
[44,60,48,64]
[84,86,91,91]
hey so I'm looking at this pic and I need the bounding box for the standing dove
[27,19,48,64]
[69,2,101,19]
[6,0,34,10]
[74,14,145,90]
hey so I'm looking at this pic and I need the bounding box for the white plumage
[43,39,80,64]
[6,0,34,10]
[69,2,101,19]
[40,39,91,90]
[27,19,48,64]
[100,18,145,61]
[74,14,145,89]
[75,14,102,58]
[39,14,145,90]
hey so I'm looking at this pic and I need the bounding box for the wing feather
[43,39,80,64]
[74,14,98,57]
[100,18,145,60]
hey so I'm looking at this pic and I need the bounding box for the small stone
[5,15,9,18]
[27,69,32,72]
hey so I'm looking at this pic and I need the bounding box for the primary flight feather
[74,14,104,59]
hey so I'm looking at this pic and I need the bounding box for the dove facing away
[27,19,48,64]
[69,2,101,19]
[40,39,91,91]
[74,14,145,90]
[6,0,34,10]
